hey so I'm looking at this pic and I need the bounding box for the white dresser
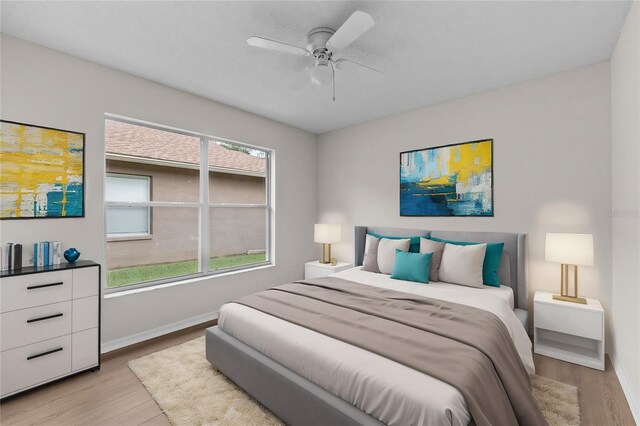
[0,261,100,398]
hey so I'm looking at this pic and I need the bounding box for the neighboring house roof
[105,119,266,174]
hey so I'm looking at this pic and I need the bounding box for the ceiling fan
[247,11,382,101]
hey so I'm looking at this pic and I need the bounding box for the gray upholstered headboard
[354,226,528,315]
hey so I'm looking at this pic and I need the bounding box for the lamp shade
[314,224,341,244]
[545,233,594,266]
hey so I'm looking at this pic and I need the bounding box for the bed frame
[206,226,528,426]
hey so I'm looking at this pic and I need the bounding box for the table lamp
[314,224,341,264]
[545,233,594,304]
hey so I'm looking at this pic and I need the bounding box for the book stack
[32,241,62,268]
[1,243,23,271]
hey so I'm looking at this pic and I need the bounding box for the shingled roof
[105,119,266,174]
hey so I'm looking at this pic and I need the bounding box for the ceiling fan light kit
[246,10,381,101]
[310,61,333,86]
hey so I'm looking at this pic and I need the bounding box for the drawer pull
[27,282,64,290]
[27,347,63,360]
[26,313,64,324]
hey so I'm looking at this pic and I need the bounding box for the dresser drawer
[0,271,73,313]
[535,302,603,340]
[0,301,72,352]
[0,335,72,397]
[72,328,99,372]
[73,267,99,299]
[73,296,99,332]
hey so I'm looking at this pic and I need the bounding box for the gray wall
[317,62,613,344]
[106,160,266,268]
[0,35,317,347]
[611,2,640,420]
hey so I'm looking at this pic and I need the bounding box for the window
[208,141,269,272]
[106,174,151,238]
[104,118,272,291]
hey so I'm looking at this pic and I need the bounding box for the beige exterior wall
[106,159,266,269]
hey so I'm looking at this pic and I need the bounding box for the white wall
[611,1,640,422]
[318,62,613,342]
[0,35,317,347]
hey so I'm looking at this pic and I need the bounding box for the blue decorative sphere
[64,248,81,263]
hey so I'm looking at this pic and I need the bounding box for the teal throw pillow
[390,250,432,284]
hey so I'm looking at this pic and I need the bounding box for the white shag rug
[129,336,580,426]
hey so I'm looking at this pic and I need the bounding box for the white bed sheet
[337,267,515,310]
[218,267,533,426]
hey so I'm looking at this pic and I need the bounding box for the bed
[206,227,533,426]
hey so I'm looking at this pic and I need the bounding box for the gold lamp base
[552,294,587,304]
[554,263,587,304]
[319,243,332,264]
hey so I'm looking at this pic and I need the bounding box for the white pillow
[377,238,410,275]
[438,243,487,288]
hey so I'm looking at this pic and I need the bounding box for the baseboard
[101,311,219,354]
[611,354,640,424]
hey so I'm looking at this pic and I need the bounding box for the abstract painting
[400,139,493,216]
[0,120,85,219]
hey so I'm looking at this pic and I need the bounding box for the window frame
[104,116,273,293]
[105,173,152,241]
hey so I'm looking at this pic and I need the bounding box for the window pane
[209,141,267,204]
[106,119,200,202]
[106,207,149,234]
[209,207,267,271]
[107,207,199,288]
[106,175,149,202]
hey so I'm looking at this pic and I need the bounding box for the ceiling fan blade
[247,36,309,56]
[334,58,382,75]
[327,11,375,51]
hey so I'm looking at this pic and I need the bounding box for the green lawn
[107,253,266,288]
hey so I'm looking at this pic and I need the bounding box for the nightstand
[533,291,604,370]
[304,261,352,279]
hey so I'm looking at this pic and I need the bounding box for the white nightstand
[304,261,352,279]
[533,291,604,370]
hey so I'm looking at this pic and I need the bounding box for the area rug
[129,337,580,426]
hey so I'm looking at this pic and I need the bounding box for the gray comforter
[234,277,547,426]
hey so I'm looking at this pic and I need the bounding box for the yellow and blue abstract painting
[400,140,493,216]
[0,121,84,219]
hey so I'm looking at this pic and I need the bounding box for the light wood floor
[534,353,635,426]
[1,322,635,426]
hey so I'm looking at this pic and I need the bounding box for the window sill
[107,234,153,242]
[104,263,274,299]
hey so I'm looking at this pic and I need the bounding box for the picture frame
[0,120,86,220]
[400,139,494,217]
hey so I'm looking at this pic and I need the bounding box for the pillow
[419,238,445,282]
[429,237,504,287]
[368,232,423,253]
[377,238,410,274]
[438,243,487,288]
[391,250,433,284]
[362,234,381,273]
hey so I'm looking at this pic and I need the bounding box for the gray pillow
[419,238,445,282]
[362,234,381,273]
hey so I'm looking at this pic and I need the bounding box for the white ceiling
[0,1,631,134]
